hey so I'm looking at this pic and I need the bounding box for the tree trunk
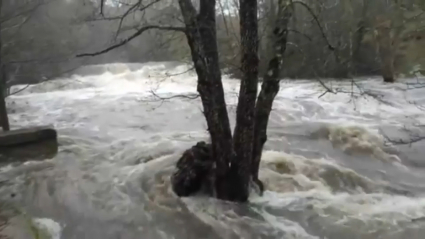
[0,0,9,132]
[374,16,395,83]
[177,0,240,201]
[0,84,8,132]
[252,0,293,181]
[351,0,369,75]
[232,0,259,201]
[175,0,293,202]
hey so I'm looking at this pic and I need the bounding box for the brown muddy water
[1,62,425,239]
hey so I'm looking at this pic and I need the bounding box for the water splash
[2,62,425,238]
[32,218,62,239]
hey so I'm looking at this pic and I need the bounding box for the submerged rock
[170,141,265,199]
[170,141,215,197]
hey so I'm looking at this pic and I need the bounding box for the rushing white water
[2,61,425,239]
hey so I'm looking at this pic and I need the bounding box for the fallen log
[0,126,57,146]
[0,126,58,162]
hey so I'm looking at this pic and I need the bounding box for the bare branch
[310,69,336,98]
[1,0,50,24]
[288,29,312,41]
[114,1,142,38]
[149,90,199,101]
[164,67,195,77]
[100,0,106,16]
[218,0,230,36]
[383,133,425,146]
[76,25,186,57]
[291,0,335,51]
[114,0,162,39]
[6,54,76,65]
[6,84,30,97]
[406,81,425,90]
[5,57,91,98]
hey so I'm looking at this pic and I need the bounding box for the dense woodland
[0,0,425,201]
[0,0,423,88]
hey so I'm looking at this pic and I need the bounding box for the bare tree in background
[253,0,425,81]
[0,0,116,131]
[353,0,425,83]
[86,0,424,82]
[0,0,53,131]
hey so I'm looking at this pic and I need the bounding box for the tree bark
[374,16,395,83]
[252,0,293,181]
[232,0,259,201]
[0,82,9,132]
[176,0,293,202]
[0,0,10,132]
[177,0,239,201]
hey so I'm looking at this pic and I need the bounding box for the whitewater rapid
[1,62,425,239]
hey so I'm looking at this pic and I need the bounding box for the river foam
[2,62,425,238]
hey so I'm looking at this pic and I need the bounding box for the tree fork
[252,0,293,181]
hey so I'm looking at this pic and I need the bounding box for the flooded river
[1,62,425,239]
